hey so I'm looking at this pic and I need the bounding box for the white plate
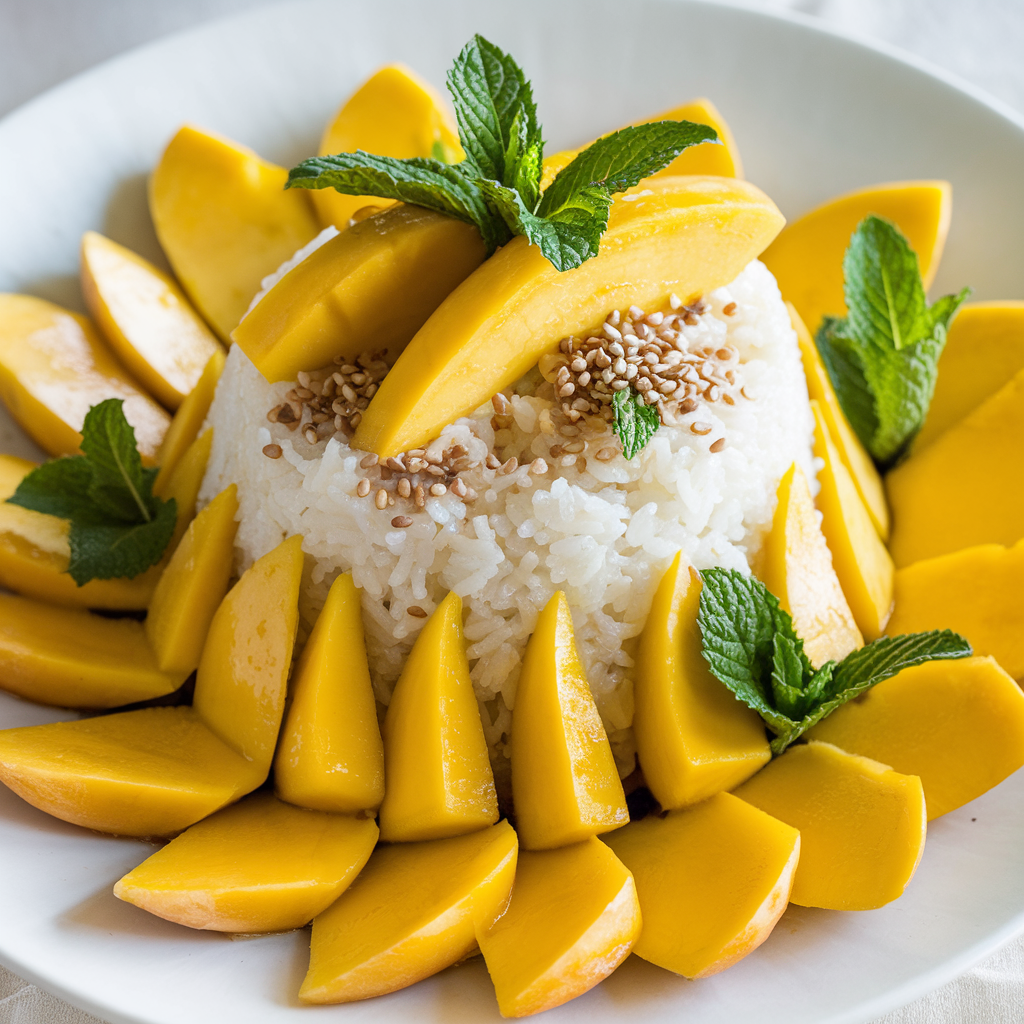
[2,1,1024,1022]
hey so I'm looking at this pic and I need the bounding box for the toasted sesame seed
[690,422,714,436]
[722,302,737,316]
[356,478,371,497]
[485,454,501,470]
[710,438,726,453]
[451,478,468,498]
[397,477,412,498]
[391,515,413,528]
[374,488,388,510]
[386,456,406,472]
[407,606,428,618]
[560,454,577,467]
[499,457,519,476]
[414,484,426,508]
[429,483,447,497]
[558,382,575,398]
[529,458,548,475]
[603,323,622,342]
[262,443,282,459]
[596,447,617,461]
[741,386,754,401]
[491,393,511,415]
[564,440,585,454]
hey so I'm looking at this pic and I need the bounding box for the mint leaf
[79,399,153,522]
[612,388,660,459]
[815,317,878,447]
[6,456,93,520]
[67,500,178,585]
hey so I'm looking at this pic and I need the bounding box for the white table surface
[1,1,1023,1022]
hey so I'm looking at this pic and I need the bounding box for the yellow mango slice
[789,301,889,539]
[886,540,1024,680]
[603,792,799,978]
[734,740,926,911]
[233,204,485,383]
[634,552,770,808]
[917,302,1024,449]
[155,428,213,554]
[0,294,169,462]
[478,837,640,1018]
[378,591,497,841]
[762,181,951,336]
[114,792,378,932]
[887,367,1024,568]
[808,657,1024,819]
[811,401,894,640]
[275,573,384,813]
[759,463,863,666]
[80,231,222,410]
[149,125,319,342]
[354,176,784,456]
[512,591,628,851]
[311,64,463,231]
[300,820,517,1004]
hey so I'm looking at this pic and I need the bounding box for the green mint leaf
[67,498,177,585]
[505,107,543,212]
[7,457,94,520]
[770,633,809,719]
[79,399,153,522]
[815,318,878,447]
[612,387,660,459]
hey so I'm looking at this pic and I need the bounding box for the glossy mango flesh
[354,176,785,456]
[0,294,169,462]
[300,821,518,1004]
[633,553,769,808]
[233,204,486,383]
[512,591,628,850]
[886,540,1024,680]
[762,180,951,337]
[603,793,799,978]
[808,657,1024,819]
[886,367,1024,568]
[114,792,379,932]
[810,401,894,640]
[275,573,384,813]
[759,463,863,666]
[478,837,640,1018]
[917,302,1024,450]
[789,301,889,540]
[149,125,319,342]
[155,427,214,552]
[378,591,497,841]
[734,741,926,911]
[312,64,463,230]
[80,231,222,410]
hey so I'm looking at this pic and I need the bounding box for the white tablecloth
[1,1,1023,1021]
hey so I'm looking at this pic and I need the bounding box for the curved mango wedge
[734,740,926,911]
[811,401,894,640]
[511,591,628,851]
[808,656,1024,820]
[300,820,518,1004]
[759,463,862,666]
[478,837,640,1018]
[80,231,222,410]
[156,428,214,554]
[114,792,378,932]
[0,294,169,462]
[150,125,319,342]
[354,176,785,456]
[312,64,463,231]
[762,181,952,336]
[378,591,496,841]
[886,539,1024,680]
[275,573,384,813]
[603,792,799,978]
[233,204,486,383]
[634,552,769,809]
[887,367,1024,568]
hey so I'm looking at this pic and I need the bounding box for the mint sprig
[816,215,970,468]
[697,567,971,754]
[6,399,177,584]
[287,35,719,272]
[612,387,660,459]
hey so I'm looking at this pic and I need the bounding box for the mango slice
[512,591,628,851]
[810,401,894,640]
[311,64,463,231]
[233,204,486,383]
[275,573,385,813]
[354,176,785,456]
[80,231,222,410]
[789,301,889,540]
[917,302,1024,450]
[149,125,319,342]
[734,740,926,911]
[886,366,1024,568]
[886,539,1024,680]
[378,591,497,841]
[155,427,214,554]
[0,294,169,462]
[808,657,1024,819]
[114,792,378,932]
[603,792,799,978]
[300,820,518,1004]
[634,552,769,808]
[478,837,640,1017]
[762,181,951,337]
[759,463,863,666]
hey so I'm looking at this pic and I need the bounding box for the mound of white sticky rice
[200,258,814,777]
